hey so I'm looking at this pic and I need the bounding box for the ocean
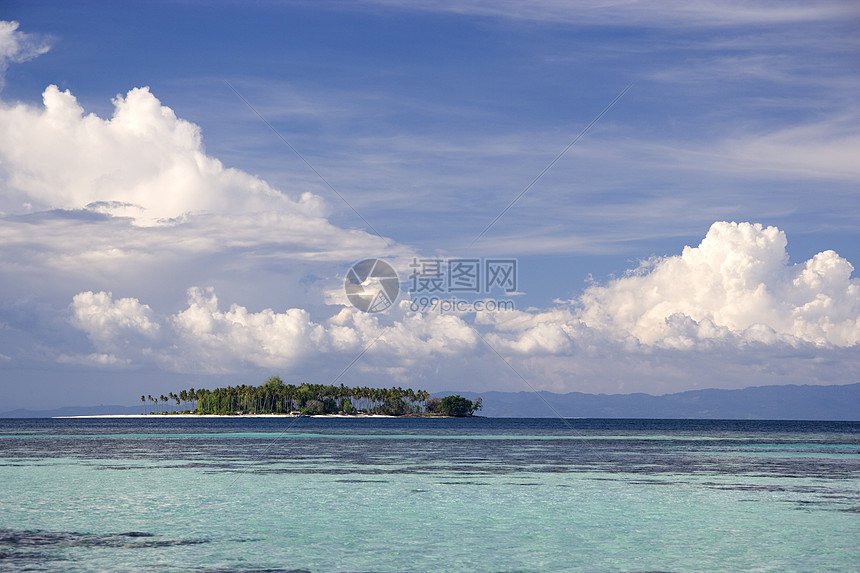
[0,417,857,572]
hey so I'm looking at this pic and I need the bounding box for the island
[141,377,482,417]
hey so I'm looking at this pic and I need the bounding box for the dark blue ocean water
[1,417,858,572]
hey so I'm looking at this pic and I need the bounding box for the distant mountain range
[2,382,858,420]
[442,382,860,420]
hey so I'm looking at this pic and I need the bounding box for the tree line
[141,377,481,417]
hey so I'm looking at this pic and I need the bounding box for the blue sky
[0,1,858,410]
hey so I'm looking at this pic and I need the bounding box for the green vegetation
[421,395,482,416]
[141,377,482,417]
[439,395,482,416]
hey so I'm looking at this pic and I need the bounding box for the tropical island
[141,377,482,417]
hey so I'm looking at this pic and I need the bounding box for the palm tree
[195,388,204,413]
[417,390,430,410]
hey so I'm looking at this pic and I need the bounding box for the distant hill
[435,382,860,420]
[2,382,858,419]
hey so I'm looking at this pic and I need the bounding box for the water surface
[1,417,857,572]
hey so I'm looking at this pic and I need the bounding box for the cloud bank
[67,287,480,375]
[64,222,858,390]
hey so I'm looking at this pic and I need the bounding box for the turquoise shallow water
[0,417,857,572]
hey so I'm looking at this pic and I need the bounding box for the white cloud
[65,288,480,375]
[0,84,327,224]
[70,291,160,350]
[343,302,479,357]
[58,352,132,368]
[63,223,858,387]
[620,118,860,184]
[718,119,860,181]
[471,222,860,364]
[577,222,860,347]
[0,80,404,310]
[2,16,857,401]
[0,21,51,89]
[366,0,859,27]
[170,286,330,372]
[479,308,580,355]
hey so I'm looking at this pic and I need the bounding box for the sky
[0,1,858,410]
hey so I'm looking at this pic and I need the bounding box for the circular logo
[344,259,400,313]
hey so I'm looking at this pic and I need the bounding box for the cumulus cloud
[66,288,480,375]
[70,291,160,353]
[63,222,858,386]
[68,287,339,373]
[0,84,327,223]
[3,26,855,395]
[0,26,412,383]
[0,77,402,312]
[479,307,580,355]
[171,287,331,372]
[577,222,860,347]
[0,39,394,286]
[336,302,479,357]
[474,222,860,359]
